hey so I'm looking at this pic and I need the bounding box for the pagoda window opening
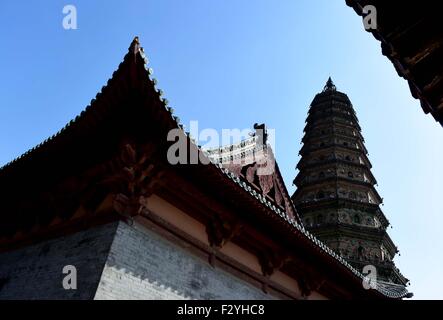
[317,191,325,199]
[319,171,325,178]
[343,142,349,147]
[349,191,357,200]
[316,215,324,225]
[353,215,361,224]
[368,193,375,204]
[348,171,354,178]
[357,246,364,259]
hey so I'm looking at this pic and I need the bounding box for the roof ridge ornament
[323,77,336,92]
[253,123,268,146]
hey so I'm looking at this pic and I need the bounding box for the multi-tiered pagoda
[292,78,408,286]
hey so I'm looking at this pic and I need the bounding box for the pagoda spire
[292,81,408,286]
[323,77,336,92]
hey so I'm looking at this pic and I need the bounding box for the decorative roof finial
[253,123,268,145]
[323,77,336,92]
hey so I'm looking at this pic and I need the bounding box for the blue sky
[1,0,442,299]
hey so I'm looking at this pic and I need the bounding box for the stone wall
[0,220,274,300]
[0,223,118,299]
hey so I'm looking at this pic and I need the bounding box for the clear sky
[1,0,442,299]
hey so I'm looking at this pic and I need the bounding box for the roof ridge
[0,36,178,175]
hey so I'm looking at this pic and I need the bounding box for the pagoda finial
[129,36,141,54]
[323,77,336,92]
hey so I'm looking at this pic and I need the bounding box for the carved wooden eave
[0,37,409,299]
[346,0,443,126]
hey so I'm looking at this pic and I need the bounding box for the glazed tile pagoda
[292,78,408,286]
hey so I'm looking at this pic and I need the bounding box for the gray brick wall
[94,221,273,300]
[0,220,274,300]
[0,223,118,299]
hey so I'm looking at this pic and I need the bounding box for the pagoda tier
[292,78,408,285]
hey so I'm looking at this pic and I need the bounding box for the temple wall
[0,223,118,299]
[0,191,334,302]
[94,221,273,300]
[0,220,273,300]
[0,216,328,300]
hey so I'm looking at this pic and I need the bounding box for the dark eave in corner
[345,0,443,126]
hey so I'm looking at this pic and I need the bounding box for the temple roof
[204,124,300,224]
[0,37,410,299]
[346,0,443,126]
